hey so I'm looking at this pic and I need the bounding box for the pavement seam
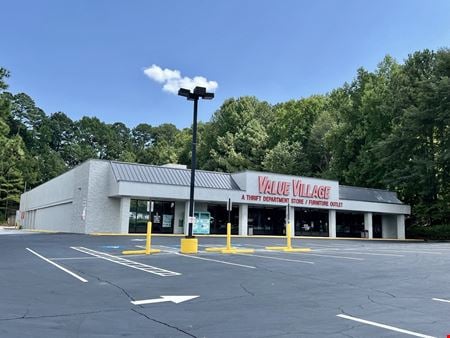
[131,308,198,338]
[0,309,121,322]
[81,270,136,302]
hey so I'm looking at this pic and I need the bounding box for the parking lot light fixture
[178,86,214,254]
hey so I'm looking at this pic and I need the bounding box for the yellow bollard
[286,223,292,249]
[226,222,232,250]
[266,222,311,252]
[122,221,160,255]
[205,222,254,254]
[146,221,152,254]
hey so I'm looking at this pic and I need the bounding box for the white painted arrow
[131,295,199,306]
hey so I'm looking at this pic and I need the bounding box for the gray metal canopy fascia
[110,161,242,191]
[110,181,244,204]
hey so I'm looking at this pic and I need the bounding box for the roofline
[339,184,398,195]
[22,159,99,194]
[110,160,232,176]
[340,198,404,205]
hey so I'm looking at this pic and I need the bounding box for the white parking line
[314,249,404,257]
[50,256,101,260]
[235,243,265,248]
[195,243,364,260]
[236,253,314,265]
[50,253,173,261]
[342,251,404,257]
[362,249,443,255]
[304,243,353,248]
[71,247,180,277]
[300,253,365,261]
[337,314,436,338]
[26,248,88,283]
[432,297,450,303]
[175,252,256,269]
[157,245,256,269]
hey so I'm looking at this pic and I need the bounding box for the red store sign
[258,176,331,200]
[240,176,343,208]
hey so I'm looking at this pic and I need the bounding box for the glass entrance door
[248,207,285,235]
[129,199,175,234]
[295,208,329,236]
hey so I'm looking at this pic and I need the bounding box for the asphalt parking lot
[1,232,450,338]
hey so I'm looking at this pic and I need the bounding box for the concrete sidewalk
[0,226,33,235]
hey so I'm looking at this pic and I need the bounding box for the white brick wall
[85,160,122,233]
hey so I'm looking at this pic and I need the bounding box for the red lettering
[324,186,330,199]
[258,176,269,194]
[283,182,290,195]
[260,177,331,199]
[305,184,311,197]
[276,182,284,195]
[312,186,319,198]
[292,179,301,196]
[270,181,277,194]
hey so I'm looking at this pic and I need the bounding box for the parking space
[1,233,450,337]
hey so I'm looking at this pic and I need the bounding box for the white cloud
[144,65,180,83]
[143,64,218,95]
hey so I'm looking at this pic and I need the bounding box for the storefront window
[151,201,175,234]
[129,199,174,234]
[248,207,285,235]
[129,200,149,233]
[207,204,239,234]
[295,208,329,237]
[336,212,364,238]
[373,214,382,238]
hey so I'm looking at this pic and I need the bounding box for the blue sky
[2,0,450,128]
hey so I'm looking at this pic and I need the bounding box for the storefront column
[119,197,131,234]
[184,201,190,236]
[239,204,248,236]
[364,212,373,239]
[329,210,336,238]
[381,215,397,239]
[397,214,406,240]
[287,206,295,236]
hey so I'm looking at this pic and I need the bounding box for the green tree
[0,68,25,221]
[378,49,450,224]
[262,141,309,175]
[325,57,400,186]
[198,96,272,172]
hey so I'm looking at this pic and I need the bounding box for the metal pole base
[180,238,198,254]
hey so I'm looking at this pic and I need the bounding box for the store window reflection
[295,208,329,237]
[207,204,239,234]
[336,212,364,238]
[248,207,285,236]
[129,199,174,234]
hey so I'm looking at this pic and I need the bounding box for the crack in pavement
[239,282,255,296]
[0,308,30,322]
[0,309,121,322]
[131,308,198,338]
[81,270,136,302]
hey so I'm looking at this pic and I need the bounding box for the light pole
[178,86,214,253]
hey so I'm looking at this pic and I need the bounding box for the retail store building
[19,160,410,239]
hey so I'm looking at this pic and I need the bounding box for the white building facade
[19,160,410,239]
